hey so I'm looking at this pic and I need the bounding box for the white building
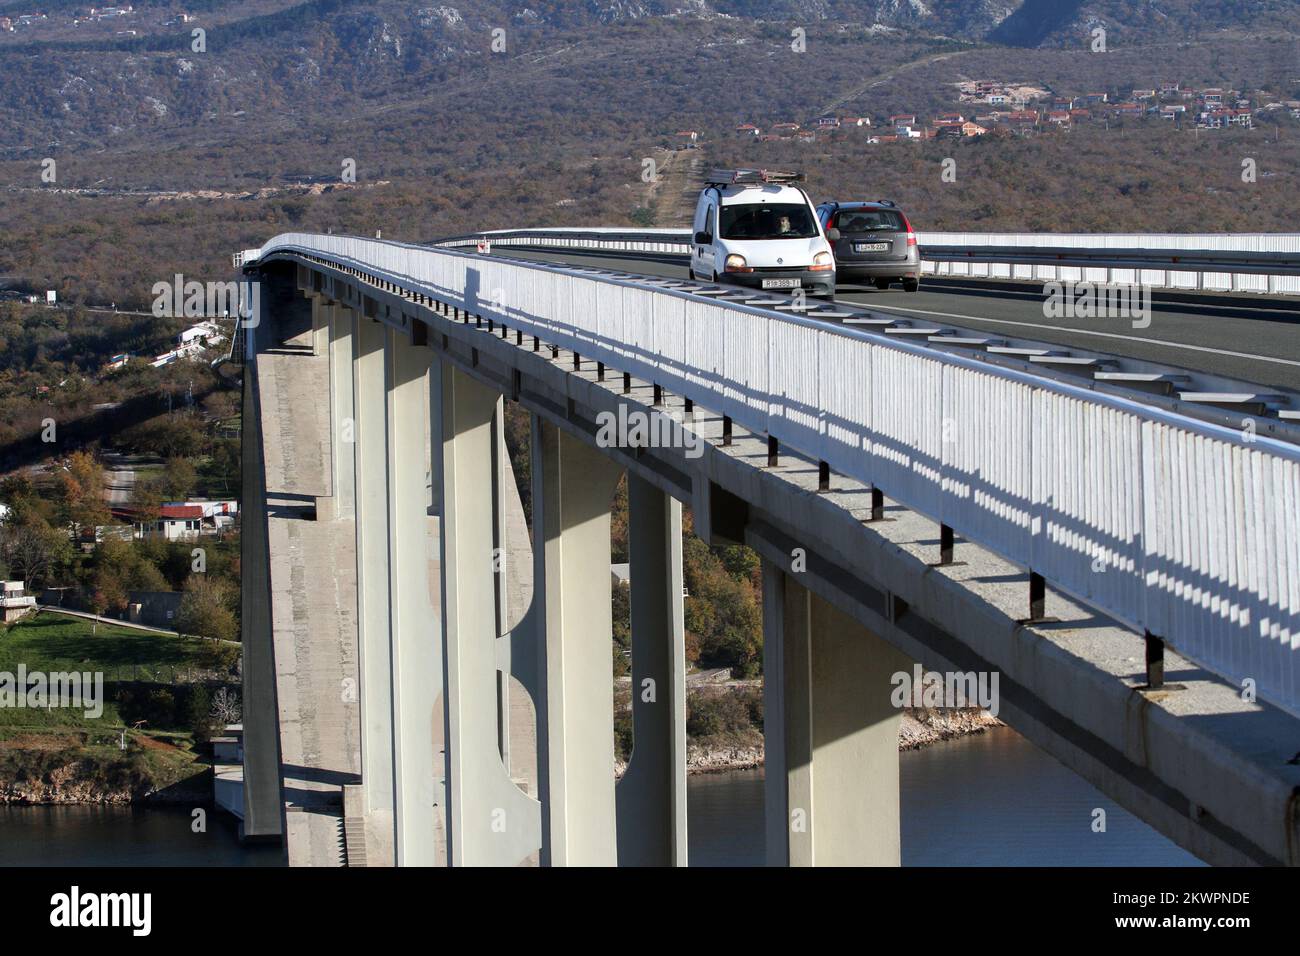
[1,581,36,622]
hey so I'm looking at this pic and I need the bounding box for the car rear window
[835,209,905,232]
[719,203,819,240]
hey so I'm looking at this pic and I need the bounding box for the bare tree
[210,686,242,726]
[0,515,69,589]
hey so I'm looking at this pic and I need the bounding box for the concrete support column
[439,363,540,866]
[310,294,329,357]
[531,418,624,866]
[615,474,687,866]
[238,307,283,841]
[762,562,909,866]
[317,303,356,521]
[385,328,440,865]
[353,317,395,822]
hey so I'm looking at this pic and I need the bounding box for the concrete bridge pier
[532,418,624,866]
[316,302,356,522]
[615,474,688,866]
[352,317,396,837]
[762,562,910,866]
[238,303,284,842]
[439,363,541,865]
[310,294,329,357]
[384,329,442,865]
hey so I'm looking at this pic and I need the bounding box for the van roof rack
[705,168,806,186]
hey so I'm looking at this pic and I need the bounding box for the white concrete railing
[251,233,1300,718]
[433,228,1300,294]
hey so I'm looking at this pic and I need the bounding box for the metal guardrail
[432,228,1300,293]
[247,232,1300,720]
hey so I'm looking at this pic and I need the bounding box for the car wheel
[874,278,891,290]
[903,278,920,292]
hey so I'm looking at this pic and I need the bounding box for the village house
[735,123,760,136]
[177,319,225,348]
[934,121,987,139]
[134,499,238,541]
[1,581,36,623]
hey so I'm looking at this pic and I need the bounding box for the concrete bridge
[235,232,1300,867]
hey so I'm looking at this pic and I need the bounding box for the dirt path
[818,49,973,117]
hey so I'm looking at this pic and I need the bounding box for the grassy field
[0,611,210,677]
[0,611,226,799]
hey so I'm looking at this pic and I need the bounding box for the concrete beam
[615,474,688,866]
[385,329,441,866]
[353,317,396,823]
[317,303,356,522]
[439,362,540,866]
[532,417,624,866]
[763,561,910,866]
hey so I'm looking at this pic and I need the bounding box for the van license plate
[761,278,801,289]
[854,242,890,252]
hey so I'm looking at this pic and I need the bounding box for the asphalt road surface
[491,248,1300,393]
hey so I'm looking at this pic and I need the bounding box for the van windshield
[719,203,819,240]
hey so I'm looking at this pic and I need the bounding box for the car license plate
[854,242,890,252]
[761,278,801,289]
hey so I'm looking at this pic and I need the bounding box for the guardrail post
[939,524,954,565]
[817,461,830,492]
[767,435,779,468]
[722,416,732,447]
[1144,631,1165,689]
[1028,571,1046,622]
[868,487,884,522]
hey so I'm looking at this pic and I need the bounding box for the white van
[688,169,837,297]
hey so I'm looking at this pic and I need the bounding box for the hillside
[0,0,1296,310]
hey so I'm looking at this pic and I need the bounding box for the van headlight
[810,251,834,272]
[724,254,750,273]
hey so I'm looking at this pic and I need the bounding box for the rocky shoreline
[619,708,1002,777]
[0,764,211,806]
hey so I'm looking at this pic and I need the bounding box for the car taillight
[906,232,917,247]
